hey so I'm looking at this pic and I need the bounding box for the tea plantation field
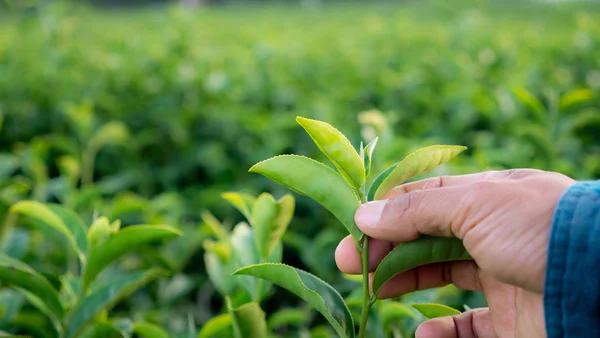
[0,1,599,337]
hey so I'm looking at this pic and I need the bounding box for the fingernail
[356,200,387,228]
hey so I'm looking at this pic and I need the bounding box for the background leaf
[65,269,166,338]
[234,263,354,338]
[82,225,181,291]
[0,254,63,320]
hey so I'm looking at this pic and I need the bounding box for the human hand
[335,169,575,338]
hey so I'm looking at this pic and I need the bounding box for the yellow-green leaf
[87,217,111,248]
[373,145,466,200]
[229,302,267,338]
[132,322,170,338]
[198,314,233,338]
[234,263,354,338]
[221,192,256,220]
[250,193,279,260]
[269,194,295,256]
[559,89,595,111]
[512,87,545,120]
[412,303,461,319]
[11,201,87,263]
[249,155,361,243]
[296,117,365,188]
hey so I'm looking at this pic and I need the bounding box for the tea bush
[0,1,599,336]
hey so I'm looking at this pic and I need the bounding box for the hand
[335,169,575,338]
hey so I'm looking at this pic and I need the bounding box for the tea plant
[0,201,180,337]
[235,117,471,337]
[198,192,295,338]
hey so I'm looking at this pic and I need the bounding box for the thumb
[415,308,496,338]
[355,184,473,242]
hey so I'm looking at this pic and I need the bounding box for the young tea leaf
[132,322,170,338]
[371,236,471,299]
[0,254,63,320]
[221,192,256,220]
[269,194,295,256]
[362,137,378,178]
[81,225,181,291]
[198,314,233,338]
[373,145,466,200]
[234,263,354,338]
[11,201,87,263]
[250,193,279,260]
[367,162,396,201]
[87,217,111,248]
[411,303,461,319]
[249,155,361,243]
[296,117,365,188]
[229,302,267,338]
[65,269,166,338]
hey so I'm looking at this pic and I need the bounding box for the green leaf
[230,223,281,301]
[234,263,354,338]
[559,89,595,111]
[229,302,267,338]
[46,204,88,254]
[221,192,256,220]
[132,322,170,338]
[0,254,63,319]
[82,225,181,291]
[512,87,545,120]
[11,201,87,263]
[371,236,472,299]
[270,194,295,257]
[296,116,365,188]
[198,314,233,338]
[14,288,62,337]
[77,322,125,338]
[250,193,279,259]
[65,269,166,338]
[379,301,418,330]
[204,251,236,297]
[0,154,19,179]
[267,308,311,331]
[200,211,228,241]
[362,137,378,178]
[88,121,130,151]
[367,162,397,201]
[250,155,361,243]
[0,289,24,325]
[372,145,466,200]
[411,303,461,319]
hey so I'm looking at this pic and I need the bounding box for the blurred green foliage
[0,0,599,336]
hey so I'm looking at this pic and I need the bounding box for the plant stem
[357,236,372,338]
[356,187,372,338]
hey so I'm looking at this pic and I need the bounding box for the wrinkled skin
[335,169,575,338]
